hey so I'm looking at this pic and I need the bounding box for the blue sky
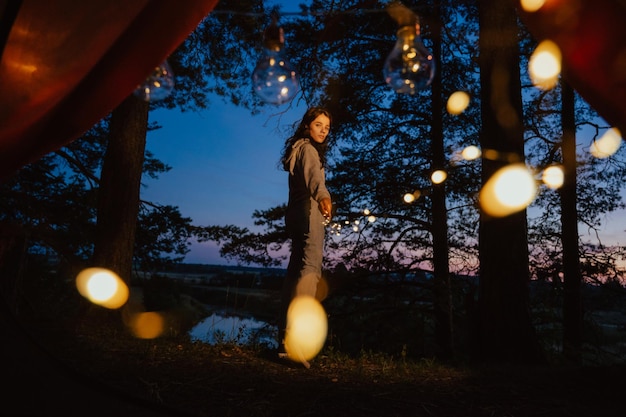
[141,99,626,267]
[140,1,309,266]
[138,1,626,267]
[142,98,307,265]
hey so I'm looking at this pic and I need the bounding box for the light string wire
[208,7,410,18]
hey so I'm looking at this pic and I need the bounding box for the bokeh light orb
[133,60,175,102]
[285,296,328,363]
[404,193,416,203]
[446,91,470,115]
[529,40,561,90]
[520,0,546,12]
[462,145,481,160]
[542,165,564,189]
[480,163,537,217]
[87,274,117,302]
[431,170,447,184]
[75,267,129,309]
[589,128,622,158]
[129,311,165,339]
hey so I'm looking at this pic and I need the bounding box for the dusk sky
[141,95,626,267]
[139,2,626,267]
[141,1,309,266]
[141,97,307,266]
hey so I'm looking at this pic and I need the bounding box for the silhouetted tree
[92,0,268,283]
[560,80,584,362]
[93,97,149,280]
[476,0,543,363]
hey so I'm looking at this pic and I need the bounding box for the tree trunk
[429,1,453,359]
[475,0,543,363]
[93,96,149,283]
[560,80,583,362]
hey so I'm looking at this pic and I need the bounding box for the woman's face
[308,114,331,144]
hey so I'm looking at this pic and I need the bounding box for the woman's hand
[318,197,332,221]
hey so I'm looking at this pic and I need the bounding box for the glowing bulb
[285,296,327,364]
[542,165,564,189]
[590,128,622,158]
[252,15,299,105]
[462,145,481,160]
[447,91,470,115]
[521,0,546,12]
[134,60,174,102]
[431,170,447,184]
[480,163,537,217]
[529,40,561,90]
[403,190,422,203]
[129,312,165,339]
[383,23,435,94]
[75,267,129,309]
[87,274,117,302]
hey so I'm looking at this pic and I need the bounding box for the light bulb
[383,23,435,94]
[134,60,174,102]
[252,16,299,105]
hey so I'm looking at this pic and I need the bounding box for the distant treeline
[163,263,287,277]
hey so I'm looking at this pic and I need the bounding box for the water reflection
[189,311,278,348]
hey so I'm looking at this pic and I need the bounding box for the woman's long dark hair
[280,106,332,171]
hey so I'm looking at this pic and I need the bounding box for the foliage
[4,0,626,368]
[0,0,277,275]
[164,0,271,111]
[202,0,626,289]
[204,1,479,276]
[16,274,626,417]
[0,119,195,273]
[134,204,196,272]
[0,122,106,266]
[195,205,289,267]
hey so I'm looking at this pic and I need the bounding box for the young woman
[277,107,332,359]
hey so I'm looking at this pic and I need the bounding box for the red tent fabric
[516,0,626,134]
[0,0,219,180]
[1,0,625,181]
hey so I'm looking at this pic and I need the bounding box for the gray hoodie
[286,138,331,208]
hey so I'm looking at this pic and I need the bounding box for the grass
[8,267,626,416]
[25,313,625,417]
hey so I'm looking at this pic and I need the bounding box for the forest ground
[4,265,626,417]
[4,303,626,417]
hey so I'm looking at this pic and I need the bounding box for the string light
[251,12,299,105]
[520,0,547,13]
[528,39,561,90]
[431,170,447,184]
[461,145,481,161]
[214,2,435,98]
[541,165,564,189]
[589,128,623,158]
[133,60,175,102]
[212,4,575,221]
[383,1,435,94]
[447,91,471,114]
[480,163,537,217]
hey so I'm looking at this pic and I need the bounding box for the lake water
[189,312,278,348]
